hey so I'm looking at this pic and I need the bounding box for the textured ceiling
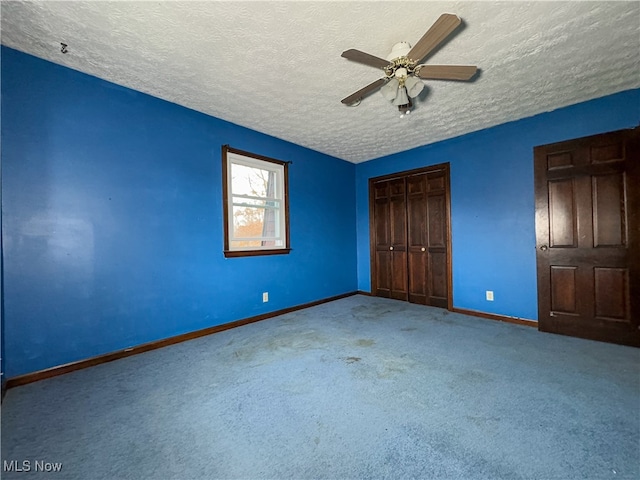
[2,1,639,163]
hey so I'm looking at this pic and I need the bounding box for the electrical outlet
[262,292,269,303]
[486,290,494,301]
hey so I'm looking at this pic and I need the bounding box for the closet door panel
[372,178,408,300]
[408,174,428,304]
[389,179,408,300]
[372,181,391,297]
[426,171,449,307]
[429,251,448,308]
[427,194,446,248]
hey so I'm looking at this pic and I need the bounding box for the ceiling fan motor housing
[386,42,412,61]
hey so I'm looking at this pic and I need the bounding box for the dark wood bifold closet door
[407,172,449,307]
[372,178,408,300]
[534,127,639,347]
[407,175,427,304]
[370,164,452,308]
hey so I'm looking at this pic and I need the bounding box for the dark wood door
[371,164,451,308]
[534,127,639,346]
[407,174,428,304]
[406,171,450,307]
[372,178,408,300]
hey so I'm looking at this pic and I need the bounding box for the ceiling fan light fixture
[393,86,409,106]
[405,76,424,98]
[381,78,400,101]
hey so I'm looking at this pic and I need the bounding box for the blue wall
[1,47,357,378]
[3,45,639,379]
[355,89,640,320]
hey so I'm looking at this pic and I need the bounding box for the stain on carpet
[266,330,329,351]
[231,330,329,364]
[355,338,375,347]
[466,414,501,427]
[350,305,396,319]
[377,359,411,378]
[349,353,417,380]
[431,315,455,325]
[344,356,361,364]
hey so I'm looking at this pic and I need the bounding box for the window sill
[224,248,292,258]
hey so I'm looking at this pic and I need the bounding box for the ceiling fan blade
[341,49,391,69]
[341,78,388,105]
[416,65,477,81]
[407,13,462,64]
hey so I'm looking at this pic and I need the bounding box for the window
[222,145,290,257]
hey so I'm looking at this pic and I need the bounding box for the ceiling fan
[341,13,477,115]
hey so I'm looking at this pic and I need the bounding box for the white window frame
[222,145,290,257]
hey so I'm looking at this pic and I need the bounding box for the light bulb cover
[405,76,424,98]
[393,87,409,106]
[381,78,400,102]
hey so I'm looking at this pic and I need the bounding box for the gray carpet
[2,295,639,479]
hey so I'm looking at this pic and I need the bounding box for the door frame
[368,162,453,310]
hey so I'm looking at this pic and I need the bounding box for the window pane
[230,240,263,249]
[230,239,284,249]
[232,206,280,241]
[231,163,277,198]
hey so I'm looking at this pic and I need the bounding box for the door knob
[390,246,393,251]
[421,247,426,252]
[540,245,548,251]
